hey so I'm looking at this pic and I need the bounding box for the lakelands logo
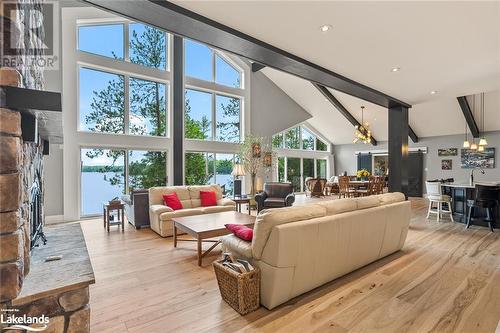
[1,0,59,70]
[1,312,49,332]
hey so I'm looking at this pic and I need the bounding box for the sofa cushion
[316,198,357,215]
[149,186,192,208]
[356,196,380,210]
[201,205,234,214]
[225,224,253,241]
[221,234,253,259]
[189,185,223,208]
[378,192,406,205]
[162,193,183,210]
[252,204,327,260]
[159,208,203,221]
[200,191,217,207]
[264,197,285,207]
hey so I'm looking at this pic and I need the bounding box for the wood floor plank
[73,197,500,333]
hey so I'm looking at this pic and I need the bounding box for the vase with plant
[356,169,371,181]
[238,135,274,196]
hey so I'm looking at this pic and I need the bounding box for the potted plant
[356,169,371,181]
[238,135,274,196]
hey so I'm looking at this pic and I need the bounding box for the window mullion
[212,93,216,141]
[124,23,129,62]
[124,75,130,134]
[124,149,129,194]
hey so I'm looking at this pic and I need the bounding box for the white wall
[251,71,311,137]
[333,131,500,186]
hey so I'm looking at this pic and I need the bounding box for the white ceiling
[172,1,500,144]
[173,1,500,104]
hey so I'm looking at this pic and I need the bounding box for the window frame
[76,18,172,139]
[273,125,330,152]
[77,19,171,71]
[79,146,168,217]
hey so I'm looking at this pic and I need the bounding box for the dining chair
[338,176,357,198]
[357,176,376,197]
[425,181,454,222]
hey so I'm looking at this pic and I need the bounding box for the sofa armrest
[150,204,173,216]
[217,198,236,207]
[285,193,295,207]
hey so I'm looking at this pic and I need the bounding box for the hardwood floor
[77,197,500,333]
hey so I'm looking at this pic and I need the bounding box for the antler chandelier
[353,106,372,144]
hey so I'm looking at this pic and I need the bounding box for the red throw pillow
[162,193,183,210]
[225,224,253,241]
[200,191,217,207]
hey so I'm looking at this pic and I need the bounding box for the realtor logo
[1,0,59,70]
[1,310,49,332]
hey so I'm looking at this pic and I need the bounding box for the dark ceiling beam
[314,83,378,146]
[81,0,411,109]
[457,96,479,138]
[409,127,419,143]
[251,63,266,72]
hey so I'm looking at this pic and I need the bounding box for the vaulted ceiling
[173,1,500,144]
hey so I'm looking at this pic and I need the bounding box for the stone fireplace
[1,1,94,332]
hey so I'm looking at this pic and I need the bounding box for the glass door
[303,158,315,190]
[317,159,327,179]
[286,157,301,192]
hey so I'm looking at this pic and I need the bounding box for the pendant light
[479,92,488,146]
[470,140,478,150]
[478,145,485,152]
[352,106,372,144]
[463,121,470,148]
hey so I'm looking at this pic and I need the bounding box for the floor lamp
[231,164,245,197]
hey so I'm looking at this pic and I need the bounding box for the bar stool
[425,181,454,222]
[466,185,499,232]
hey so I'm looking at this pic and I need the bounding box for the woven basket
[213,260,260,315]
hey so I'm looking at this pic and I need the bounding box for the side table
[103,201,125,232]
[232,196,251,215]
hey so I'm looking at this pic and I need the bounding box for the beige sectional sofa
[149,185,235,237]
[221,192,411,309]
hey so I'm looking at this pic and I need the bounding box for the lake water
[81,172,235,216]
[82,172,124,216]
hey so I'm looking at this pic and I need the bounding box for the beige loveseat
[149,185,235,237]
[221,192,411,309]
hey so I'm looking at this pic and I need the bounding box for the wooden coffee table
[172,211,255,266]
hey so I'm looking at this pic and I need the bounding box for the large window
[78,22,169,137]
[79,67,125,133]
[273,125,328,152]
[81,148,167,216]
[277,157,329,192]
[185,39,242,88]
[317,159,327,178]
[78,24,124,59]
[185,152,236,195]
[185,89,212,140]
[81,148,125,216]
[286,158,301,192]
[285,127,300,149]
[78,22,167,69]
[184,90,241,142]
[79,67,168,136]
[128,150,167,191]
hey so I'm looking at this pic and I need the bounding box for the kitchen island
[441,182,500,229]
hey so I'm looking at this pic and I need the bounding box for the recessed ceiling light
[391,67,401,72]
[320,24,332,32]
[430,90,438,95]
